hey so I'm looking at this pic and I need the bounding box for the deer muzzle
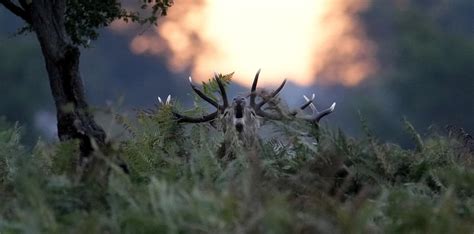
[233,97,246,132]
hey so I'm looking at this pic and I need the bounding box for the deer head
[159,70,336,147]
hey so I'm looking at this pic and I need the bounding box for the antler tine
[188,76,220,109]
[164,76,222,124]
[249,70,288,120]
[214,74,229,109]
[250,69,261,108]
[300,93,315,110]
[157,95,172,106]
[315,103,336,122]
[256,79,287,109]
[300,94,336,123]
[173,111,218,123]
[289,93,315,116]
[303,95,317,112]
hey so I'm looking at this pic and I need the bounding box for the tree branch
[0,0,31,23]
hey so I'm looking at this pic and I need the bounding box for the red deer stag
[158,70,336,157]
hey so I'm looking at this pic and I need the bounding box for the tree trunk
[29,0,106,159]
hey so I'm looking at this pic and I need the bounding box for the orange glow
[119,0,376,87]
[109,19,134,32]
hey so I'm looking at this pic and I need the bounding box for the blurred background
[0,0,472,146]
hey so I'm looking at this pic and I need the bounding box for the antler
[163,75,229,123]
[299,95,336,123]
[249,69,287,119]
[249,70,335,123]
[160,70,335,125]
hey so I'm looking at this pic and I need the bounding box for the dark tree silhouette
[0,0,172,171]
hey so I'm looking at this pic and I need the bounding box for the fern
[1,105,474,233]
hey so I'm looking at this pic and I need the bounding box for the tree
[0,0,172,169]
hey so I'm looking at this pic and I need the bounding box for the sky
[114,0,376,87]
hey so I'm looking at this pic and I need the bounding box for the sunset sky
[115,0,377,87]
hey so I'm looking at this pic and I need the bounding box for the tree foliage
[10,0,173,46]
[64,0,173,46]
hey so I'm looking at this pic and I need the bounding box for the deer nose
[235,123,243,132]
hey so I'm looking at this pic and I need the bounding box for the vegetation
[1,79,473,233]
[0,0,173,169]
